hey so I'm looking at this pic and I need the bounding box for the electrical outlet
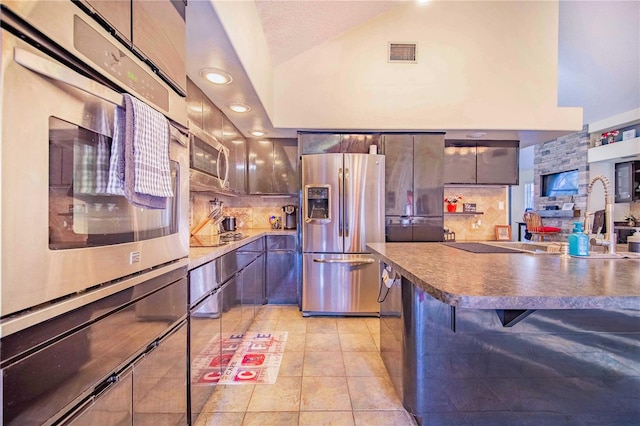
[498,201,505,210]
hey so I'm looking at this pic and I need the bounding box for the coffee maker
[282,205,297,230]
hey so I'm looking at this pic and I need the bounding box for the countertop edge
[368,243,640,310]
[189,229,297,270]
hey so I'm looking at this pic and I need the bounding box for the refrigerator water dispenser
[305,185,331,221]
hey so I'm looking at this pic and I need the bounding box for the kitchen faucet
[584,175,616,255]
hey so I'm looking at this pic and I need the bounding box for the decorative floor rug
[192,332,287,385]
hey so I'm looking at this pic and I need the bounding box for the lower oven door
[0,264,188,425]
[0,28,189,317]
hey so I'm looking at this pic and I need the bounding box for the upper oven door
[189,126,230,192]
[0,29,189,318]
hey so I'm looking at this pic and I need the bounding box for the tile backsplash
[190,192,299,234]
[444,187,509,241]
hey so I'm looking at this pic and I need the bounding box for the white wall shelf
[588,108,640,135]
[587,137,640,163]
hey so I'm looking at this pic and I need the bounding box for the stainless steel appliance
[283,204,297,229]
[1,1,189,318]
[1,2,189,424]
[301,154,385,315]
[221,216,237,232]
[383,134,445,242]
[76,0,187,95]
[189,125,231,193]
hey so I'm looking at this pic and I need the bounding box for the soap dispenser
[568,221,589,256]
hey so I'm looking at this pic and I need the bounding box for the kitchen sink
[483,242,640,259]
[482,241,566,254]
[572,252,640,259]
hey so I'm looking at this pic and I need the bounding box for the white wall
[558,1,640,124]
[510,146,535,237]
[272,1,581,133]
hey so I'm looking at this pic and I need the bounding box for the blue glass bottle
[568,222,589,256]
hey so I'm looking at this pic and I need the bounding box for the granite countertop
[189,228,297,270]
[367,242,640,310]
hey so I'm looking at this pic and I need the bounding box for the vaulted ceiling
[186,1,639,147]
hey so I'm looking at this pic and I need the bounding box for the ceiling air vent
[388,42,417,63]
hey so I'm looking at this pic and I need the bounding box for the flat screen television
[541,169,578,197]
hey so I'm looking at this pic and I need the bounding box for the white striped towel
[128,95,173,197]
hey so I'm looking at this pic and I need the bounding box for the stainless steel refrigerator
[301,153,385,315]
[384,134,445,242]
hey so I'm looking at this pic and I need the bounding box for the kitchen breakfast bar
[368,242,640,425]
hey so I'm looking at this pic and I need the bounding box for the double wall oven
[1,1,189,424]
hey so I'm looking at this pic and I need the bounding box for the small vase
[607,135,615,144]
[446,203,457,213]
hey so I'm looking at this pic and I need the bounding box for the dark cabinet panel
[72,367,133,425]
[265,236,299,305]
[266,235,297,251]
[299,133,342,154]
[132,321,187,425]
[203,98,224,144]
[341,134,382,154]
[189,290,222,423]
[222,117,246,194]
[274,139,299,194]
[186,78,203,130]
[248,140,275,194]
[248,138,298,195]
[383,134,414,216]
[299,132,381,154]
[615,161,640,203]
[476,141,519,185]
[444,141,476,184]
[132,0,186,94]
[83,0,132,43]
[414,134,444,216]
[444,140,519,185]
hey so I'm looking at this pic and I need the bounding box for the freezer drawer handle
[313,258,375,265]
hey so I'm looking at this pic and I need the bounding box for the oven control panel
[74,15,169,111]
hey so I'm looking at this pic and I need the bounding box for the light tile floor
[195,305,416,426]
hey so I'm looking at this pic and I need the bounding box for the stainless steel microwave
[189,125,231,192]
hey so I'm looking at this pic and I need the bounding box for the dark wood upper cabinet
[476,141,519,185]
[444,141,477,184]
[614,160,640,203]
[82,0,186,95]
[248,138,298,195]
[444,140,519,185]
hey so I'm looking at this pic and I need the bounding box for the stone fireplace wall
[534,125,589,236]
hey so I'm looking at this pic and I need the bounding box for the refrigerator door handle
[312,258,375,265]
[338,168,344,237]
[344,168,349,237]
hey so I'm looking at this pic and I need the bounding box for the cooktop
[190,232,246,247]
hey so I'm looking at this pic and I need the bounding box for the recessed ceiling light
[228,103,251,113]
[231,139,244,145]
[466,132,487,139]
[250,130,265,137]
[200,68,232,85]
